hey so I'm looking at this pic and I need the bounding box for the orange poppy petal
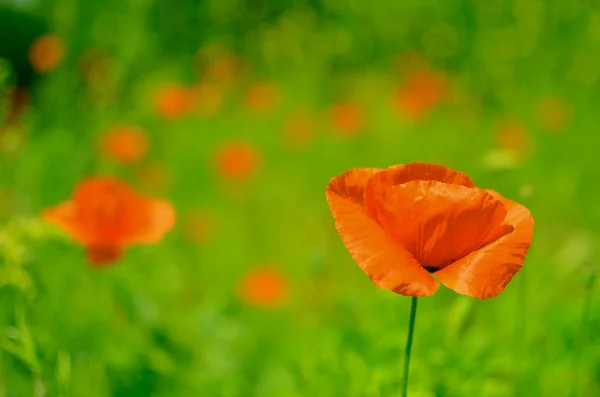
[42,201,87,243]
[129,199,176,244]
[327,168,382,207]
[374,181,512,271]
[434,192,534,299]
[326,171,439,297]
[364,163,475,219]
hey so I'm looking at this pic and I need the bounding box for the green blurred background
[0,0,599,396]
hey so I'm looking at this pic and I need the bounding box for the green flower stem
[402,296,418,397]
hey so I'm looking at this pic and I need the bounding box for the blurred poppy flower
[28,34,64,73]
[196,47,245,85]
[43,177,175,266]
[192,82,224,116]
[215,143,260,181]
[282,110,316,149]
[155,84,195,119]
[182,209,215,245]
[330,101,364,138]
[326,163,534,299]
[496,119,534,160]
[394,69,446,120]
[535,97,570,133]
[100,125,148,164]
[244,82,280,115]
[240,267,287,307]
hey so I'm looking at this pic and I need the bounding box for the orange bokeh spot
[182,209,215,245]
[536,97,571,133]
[240,267,287,307]
[282,110,316,148]
[216,143,260,181]
[155,85,195,119]
[395,69,446,121]
[330,101,364,137]
[206,54,244,83]
[196,46,245,85]
[496,119,534,159]
[29,34,64,73]
[245,82,280,115]
[100,125,148,164]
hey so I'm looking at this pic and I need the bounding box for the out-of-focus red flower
[215,143,261,181]
[43,177,176,266]
[394,68,446,120]
[535,97,571,133]
[29,34,64,73]
[240,267,288,307]
[100,125,148,164]
[155,84,195,119]
[330,101,364,138]
[196,46,245,85]
[244,82,280,115]
[496,119,534,159]
[282,110,316,148]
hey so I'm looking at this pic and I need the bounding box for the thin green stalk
[402,297,418,397]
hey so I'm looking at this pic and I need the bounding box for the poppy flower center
[372,180,513,272]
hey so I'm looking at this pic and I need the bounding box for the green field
[0,0,599,396]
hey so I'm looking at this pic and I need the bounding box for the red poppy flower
[29,34,64,73]
[330,101,364,137]
[496,119,534,160]
[100,125,148,164]
[244,82,280,115]
[155,84,195,119]
[240,267,287,307]
[215,143,260,181]
[43,177,175,266]
[395,69,446,120]
[326,163,534,299]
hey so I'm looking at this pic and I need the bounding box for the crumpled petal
[326,169,439,296]
[43,201,88,243]
[365,163,474,219]
[373,180,512,270]
[434,191,534,299]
